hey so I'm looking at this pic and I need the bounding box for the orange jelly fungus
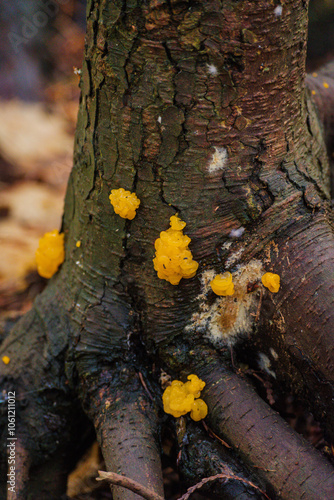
[109,188,140,220]
[35,230,65,279]
[210,272,234,296]
[153,215,199,285]
[2,356,10,365]
[261,272,280,293]
[162,374,208,421]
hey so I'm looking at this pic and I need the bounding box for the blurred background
[0,0,333,498]
[0,0,85,318]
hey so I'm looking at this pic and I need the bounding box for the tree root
[178,422,266,499]
[79,367,164,500]
[0,299,92,499]
[191,348,334,500]
[221,206,334,437]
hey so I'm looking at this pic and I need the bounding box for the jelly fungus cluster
[162,374,208,421]
[210,272,234,296]
[35,230,65,279]
[210,270,281,296]
[153,215,199,285]
[261,272,280,293]
[109,188,140,220]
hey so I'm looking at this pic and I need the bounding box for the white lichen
[225,246,245,269]
[186,260,264,347]
[207,63,218,76]
[229,227,245,238]
[221,241,233,252]
[258,353,276,378]
[208,147,228,173]
[274,5,283,16]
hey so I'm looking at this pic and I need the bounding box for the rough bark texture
[1,0,334,499]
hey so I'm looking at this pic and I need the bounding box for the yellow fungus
[76,240,81,248]
[323,82,329,89]
[183,373,206,398]
[311,90,316,95]
[109,188,140,220]
[312,72,318,77]
[153,215,199,285]
[190,398,208,421]
[35,230,65,279]
[261,272,280,293]
[2,356,10,365]
[169,215,186,231]
[162,375,208,421]
[210,272,234,296]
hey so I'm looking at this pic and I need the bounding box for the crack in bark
[158,176,180,213]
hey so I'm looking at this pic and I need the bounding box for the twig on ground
[178,470,271,500]
[96,470,164,500]
[202,420,231,448]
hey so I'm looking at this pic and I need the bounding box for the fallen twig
[96,470,164,500]
[178,470,271,500]
[202,420,231,448]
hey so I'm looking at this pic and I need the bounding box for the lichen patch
[225,246,246,269]
[258,352,276,378]
[208,147,228,173]
[186,260,264,347]
[207,63,218,76]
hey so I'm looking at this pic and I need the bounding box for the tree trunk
[1,0,334,499]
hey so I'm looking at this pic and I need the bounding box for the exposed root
[190,347,334,500]
[178,422,266,499]
[80,368,164,500]
[0,297,88,499]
